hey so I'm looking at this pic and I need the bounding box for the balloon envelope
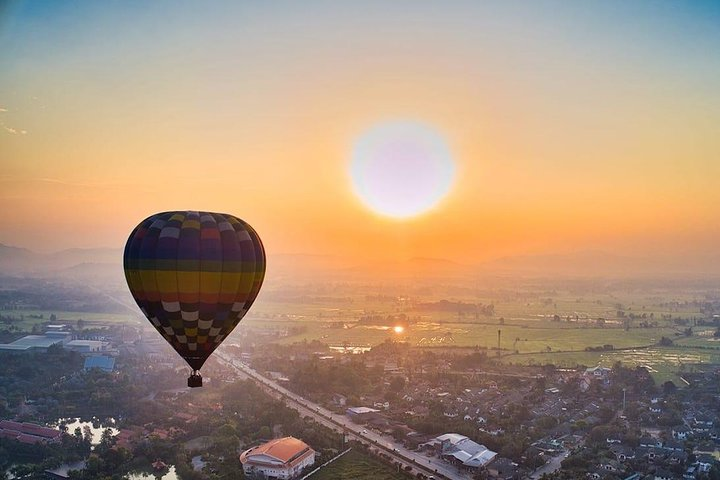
[123,211,265,371]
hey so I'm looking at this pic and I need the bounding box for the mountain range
[1,242,719,281]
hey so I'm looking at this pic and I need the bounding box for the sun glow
[393,325,405,334]
[350,121,456,219]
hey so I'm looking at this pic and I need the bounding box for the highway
[215,352,471,480]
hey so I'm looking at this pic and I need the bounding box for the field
[256,318,675,351]
[308,449,409,480]
[0,310,143,332]
[5,284,719,386]
[240,288,719,386]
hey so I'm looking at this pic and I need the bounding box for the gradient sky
[1,1,719,262]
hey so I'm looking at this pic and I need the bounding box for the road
[214,352,471,480]
[529,450,568,479]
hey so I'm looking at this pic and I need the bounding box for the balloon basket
[188,372,203,388]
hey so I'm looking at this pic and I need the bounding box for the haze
[1,1,719,267]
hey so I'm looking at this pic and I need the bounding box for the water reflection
[56,417,119,446]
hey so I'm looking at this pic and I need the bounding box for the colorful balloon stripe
[124,211,266,370]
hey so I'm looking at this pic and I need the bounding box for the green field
[7,290,718,388]
[499,346,720,384]
[258,318,676,352]
[309,449,409,480]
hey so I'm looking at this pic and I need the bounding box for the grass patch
[308,448,409,480]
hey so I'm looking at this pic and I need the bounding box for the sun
[393,325,405,334]
[350,121,456,219]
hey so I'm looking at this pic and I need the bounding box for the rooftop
[347,406,380,415]
[240,437,314,465]
[0,334,68,351]
[436,433,497,468]
[84,356,115,372]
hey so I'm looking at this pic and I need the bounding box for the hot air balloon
[123,211,265,387]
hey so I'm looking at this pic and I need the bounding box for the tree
[389,377,406,393]
[258,426,271,439]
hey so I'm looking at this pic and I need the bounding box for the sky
[1,1,719,263]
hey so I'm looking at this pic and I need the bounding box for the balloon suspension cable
[187,369,203,388]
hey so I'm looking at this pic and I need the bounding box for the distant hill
[2,243,719,282]
[0,243,122,277]
[0,243,39,273]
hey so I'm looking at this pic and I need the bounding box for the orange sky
[1,1,719,262]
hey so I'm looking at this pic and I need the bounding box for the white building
[422,433,497,468]
[239,437,315,479]
[65,339,108,354]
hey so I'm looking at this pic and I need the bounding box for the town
[2,314,720,480]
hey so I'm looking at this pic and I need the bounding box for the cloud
[1,122,27,135]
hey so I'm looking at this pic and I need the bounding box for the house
[672,425,691,440]
[599,461,619,472]
[609,444,635,462]
[668,450,688,465]
[693,414,714,432]
[697,453,716,473]
[654,469,674,480]
[638,447,663,462]
[331,393,347,407]
[639,436,662,448]
[585,366,611,378]
[486,457,518,479]
[663,439,683,452]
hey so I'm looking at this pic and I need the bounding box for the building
[346,406,382,423]
[65,339,108,354]
[487,457,518,479]
[83,355,115,372]
[239,437,315,479]
[0,330,70,352]
[0,420,62,444]
[584,366,611,379]
[422,433,497,469]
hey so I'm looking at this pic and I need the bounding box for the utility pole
[497,329,501,350]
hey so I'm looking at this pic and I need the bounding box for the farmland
[3,275,719,386]
[309,448,410,480]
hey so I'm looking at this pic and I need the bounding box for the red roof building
[239,437,315,480]
[0,420,61,444]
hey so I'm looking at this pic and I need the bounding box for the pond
[55,417,119,446]
[126,466,178,480]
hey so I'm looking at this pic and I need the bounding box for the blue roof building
[83,356,115,372]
